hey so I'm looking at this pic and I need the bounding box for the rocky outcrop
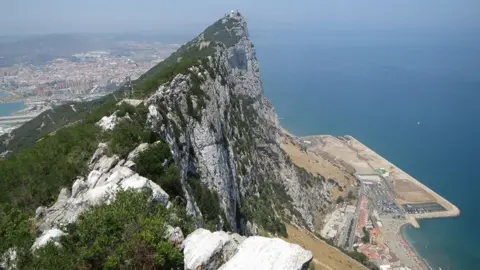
[96,111,132,131]
[34,142,169,238]
[183,228,245,270]
[31,229,65,250]
[166,225,185,249]
[183,228,312,270]
[0,249,16,270]
[96,113,118,131]
[220,236,313,270]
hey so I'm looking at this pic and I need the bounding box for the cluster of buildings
[320,204,356,241]
[320,171,419,269]
[0,41,180,137]
[0,42,179,103]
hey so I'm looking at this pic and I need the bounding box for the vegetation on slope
[225,90,292,237]
[20,190,194,269]
[135,142,184,202]
[0,103,157,262]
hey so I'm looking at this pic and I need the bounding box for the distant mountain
[0,34,107,66]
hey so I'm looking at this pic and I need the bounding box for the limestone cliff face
[144,12,331,233]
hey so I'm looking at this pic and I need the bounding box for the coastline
[280,130,459,270]
[400,223,431,270]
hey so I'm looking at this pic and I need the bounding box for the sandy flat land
[394,179,435,203]
[300,135,459,223]
[283,224,367,270]
[280,133,357,200]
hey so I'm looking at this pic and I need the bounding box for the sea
[0,101,25,117]
[253,28,480,270]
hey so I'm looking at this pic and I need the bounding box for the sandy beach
[382,218,429,270]
[400,225,433,270]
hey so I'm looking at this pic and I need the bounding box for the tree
[362,227,370,243]
[347,190,356,200]
[134,141,185,201]
[336,196,344,204]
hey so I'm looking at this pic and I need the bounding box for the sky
[1,0,480,35]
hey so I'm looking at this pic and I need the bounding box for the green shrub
[0,205,34,265]
[336,196,344,204]
[187,175,223,230]
[240,182,289,237]
[116,102,136,118]
[135,142,185,201]
[109,120,144,157]
[24,190,186,269]
[0,122,101,210]
[347,190,356,200]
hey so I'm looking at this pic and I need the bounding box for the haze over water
[254,29,480,269]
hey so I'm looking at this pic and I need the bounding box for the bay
[0,102,25,117]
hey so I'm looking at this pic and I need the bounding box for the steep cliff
[139,11,331,233]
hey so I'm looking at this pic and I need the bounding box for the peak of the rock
[199,10,248,47]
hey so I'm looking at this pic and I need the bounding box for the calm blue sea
[0,102,25,117]
[254,29,480,270]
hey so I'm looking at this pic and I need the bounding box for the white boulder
[31,228,66,250]
[127,143,149,160]
[96,114,118,131]
[183,229,245,270]
[166,225,185,249]
[219,236,313,270]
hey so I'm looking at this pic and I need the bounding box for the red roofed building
[357,197,368,231]
[370,227,385,245]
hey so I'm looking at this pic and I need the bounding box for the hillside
[0,12,373,270]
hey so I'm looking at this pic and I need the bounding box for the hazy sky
[2,0,480,35]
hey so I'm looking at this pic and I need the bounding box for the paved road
[347,183,364,250]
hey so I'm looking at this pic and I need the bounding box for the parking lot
[363,181,404,217]
[402,202,446,214]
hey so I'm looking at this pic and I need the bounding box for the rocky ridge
[142,10,331,233]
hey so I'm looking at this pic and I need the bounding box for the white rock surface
[183,229,245,270]
[127,143,149,160]
[219,236,313,270]
[35,143,169,234]
[31,228,66,250]
[96,114,118,131]
[165,225,185,249]
[0,248,17,270]
[95,111,132,131]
